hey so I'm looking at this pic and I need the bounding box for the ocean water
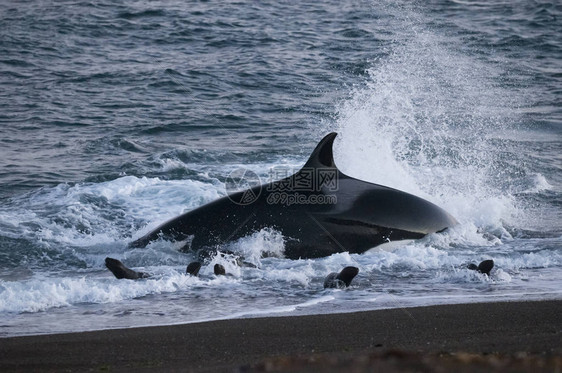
[0,0,560,337]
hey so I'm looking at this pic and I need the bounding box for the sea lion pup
[105,257,149,280]
[323,266,359,289]
[214,263,226,276]
[186,261,202,276]
[105,257,202,279]
[467,259,494,276]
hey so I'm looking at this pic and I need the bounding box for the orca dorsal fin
[303,132,338,169]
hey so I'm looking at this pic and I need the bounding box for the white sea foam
[0,272,206,313]
[526,173,553,193]
[329,2,527,250]
[226,228,286,267]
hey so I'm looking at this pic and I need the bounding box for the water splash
[332,2,526,240]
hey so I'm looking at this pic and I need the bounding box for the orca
[129,133,457,259]
[324,266,359,289]
[468,259,494,276]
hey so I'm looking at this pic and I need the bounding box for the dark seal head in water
[468,259,494,276]
[324,266,360,289]
[186,261,202,276]
[214,264,226,276]
[129,133,457,259]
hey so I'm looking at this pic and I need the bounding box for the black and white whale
[129,133,457,259]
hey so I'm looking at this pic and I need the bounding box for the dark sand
[1,300,561,372]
